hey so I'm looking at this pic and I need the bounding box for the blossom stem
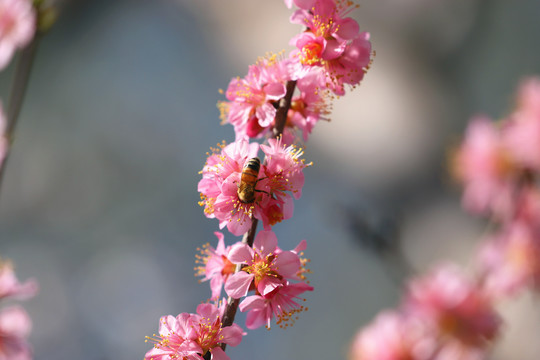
[215,80,297,355]
[272,80,297,138]
[0,33,41,194]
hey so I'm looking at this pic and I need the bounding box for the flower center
[245,253,278,285]
[300,41,323,66]
[198,317,223,355]
[222,255,236,276]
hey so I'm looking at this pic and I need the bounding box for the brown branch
[0,27,41,196]
[273,80,297,138]
[214,80,297,356]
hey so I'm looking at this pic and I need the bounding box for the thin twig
[273,80,297,138]
[0,34,41,195]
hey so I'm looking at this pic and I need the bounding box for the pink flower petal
[210,346,230,360]
[257,276,283,296]
[239,295,265,311]
[253,230,278,257]
[0,306,31,337]
[293,239,307,253]
[263,82,286,100]
[335,17,360,40]
[293,0,316,9]
[321,38,345,60]
[274,251,301,278]
[220,323,244,347]
[228,243,253,264]
[256,102,277,127]
[224,271,254,299]
[245,308,268,330]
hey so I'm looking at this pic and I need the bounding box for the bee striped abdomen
[238,157,261,203]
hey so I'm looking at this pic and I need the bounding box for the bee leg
[254,189,270,196]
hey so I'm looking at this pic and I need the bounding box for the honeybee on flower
[198,139,310,236]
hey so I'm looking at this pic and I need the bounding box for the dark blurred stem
[0,35,41,194]
[212,80,297,357]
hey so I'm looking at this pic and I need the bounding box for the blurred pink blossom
[0,260,37,301]
[0,0,35,70]
[503,77,540,172]
[349,310,435,360]
[452,116,516,217]
[0,306,32,360]
[403,265,501,359]
[478,220,540,298]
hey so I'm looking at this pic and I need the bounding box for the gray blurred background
[1,0,540,359]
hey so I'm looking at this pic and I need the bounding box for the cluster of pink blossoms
[0,0,35,70]
[350,77,540,360]
[196,230,312,330]
[350,265,501,360]
[0,259,38,360]
[145,302,244,360]
[0,0,36,165]
[147,1,371,359]
[198,138,309,236]
[453,77,540,298]
[0,2,37,359]
[218,0,371,143]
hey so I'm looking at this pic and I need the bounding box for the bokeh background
[1,0,540,359]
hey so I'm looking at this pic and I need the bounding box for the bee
[237,157,262,203]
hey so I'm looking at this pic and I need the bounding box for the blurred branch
[336,201,415,284]
[0,34,41,196]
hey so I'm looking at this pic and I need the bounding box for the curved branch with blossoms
[0,1,51,359]
[348,78,540,360]
[145,0,372,359]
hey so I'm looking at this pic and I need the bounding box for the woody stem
[213,80,297,356]
[0,32,41,197]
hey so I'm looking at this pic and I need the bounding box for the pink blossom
[145,301,244,360]
[0,0,35,71]
[503,77,540,172]
[289,0,371,94]
[452,116,516,217]
[284,71,331,143]
[198,139,309,235]
[260,137,308,201]
[198,140,260,235]
[403,264,501,358]
[0,306,33,360]
[284,0,315,9]
[349,311,435,360]
[224,230,302,299]
[218,55,292,140]
[0,260,37,301]
[322,33,372,95]
[478,220,540,298]
[195,232,236,300]
[239,281,313,329]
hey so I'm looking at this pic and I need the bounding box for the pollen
[276,304,308,329]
